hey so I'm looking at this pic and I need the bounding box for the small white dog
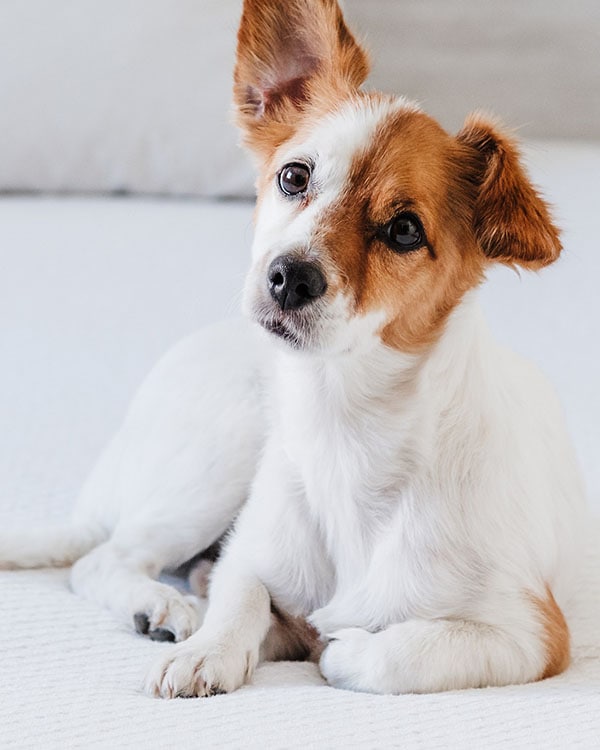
[1,0,586,697]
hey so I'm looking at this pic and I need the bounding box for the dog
[0,0,586,697]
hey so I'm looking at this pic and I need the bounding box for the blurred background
[0,1,598,521]
[1,0,599,196]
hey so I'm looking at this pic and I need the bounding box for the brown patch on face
[234,0,369,162]
[307,100,564,353]
[531,586,571,679]
[314,99,486,352]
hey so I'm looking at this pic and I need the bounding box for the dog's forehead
[279,95,421,182]
[275,94,453,218]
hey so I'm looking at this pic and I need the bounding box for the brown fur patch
[262,604,323,663]
[312,100,485,351]
[457,114,562,269]
[532,586,571,680]
[234,0,369,160]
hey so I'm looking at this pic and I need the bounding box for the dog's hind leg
[317,592,565,693]
[70,519,222,642]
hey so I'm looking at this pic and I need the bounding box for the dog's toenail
[149,628,176,642]
[134,612,150,635]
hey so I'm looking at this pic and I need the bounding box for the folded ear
[234,0,369,158]
[457,114,562,269]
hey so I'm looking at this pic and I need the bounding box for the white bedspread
[1,140,599,748]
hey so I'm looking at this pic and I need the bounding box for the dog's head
[235,0,561,355]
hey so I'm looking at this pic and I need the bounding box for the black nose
[267,255,327,311]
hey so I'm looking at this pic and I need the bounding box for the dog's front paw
[143,633,256,699]
[319,627,375,693]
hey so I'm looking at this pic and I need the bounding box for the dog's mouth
[248,286,327,352]
[260,317,303,348]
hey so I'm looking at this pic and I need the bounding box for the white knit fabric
[1,141,599,747]
[1,542,599,749]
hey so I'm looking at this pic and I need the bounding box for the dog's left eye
[384,213,425,253]
[278,163,311,196]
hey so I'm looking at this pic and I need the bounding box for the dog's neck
[274,292,487,427]
[267,292,500,585]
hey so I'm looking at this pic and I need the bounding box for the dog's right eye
[383,212,426,253]
[278,163,311,196]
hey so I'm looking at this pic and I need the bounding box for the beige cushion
[344,0,600,140]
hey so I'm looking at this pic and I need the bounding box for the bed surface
[1,140,599,748]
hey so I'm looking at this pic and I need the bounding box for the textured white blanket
[1,534,599,749]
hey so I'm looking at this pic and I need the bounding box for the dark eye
[385,212,425,252]
[278,163,311,196]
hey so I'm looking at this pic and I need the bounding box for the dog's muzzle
[267,255,327,312]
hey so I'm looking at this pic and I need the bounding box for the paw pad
[148,627,176,642]
[134,612,176,642]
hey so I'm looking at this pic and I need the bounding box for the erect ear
[456,114,562,269]
[233,0,369,158]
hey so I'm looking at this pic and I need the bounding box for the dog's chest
[284,425,459,626]
[272,362,478,627]
[279,369,420,589]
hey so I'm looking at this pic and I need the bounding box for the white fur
[0,98,585,696]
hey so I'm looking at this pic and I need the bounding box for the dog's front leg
[144,555,271,698]
[319,606,553,694]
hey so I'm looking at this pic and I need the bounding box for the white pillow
[0,0,255,197]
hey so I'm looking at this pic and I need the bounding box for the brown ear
[234,0,369,158]
[457,114,562,269]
